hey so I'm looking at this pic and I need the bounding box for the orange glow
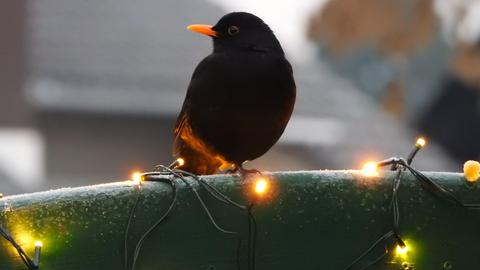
[361,162,378,177]
[176,119,232,173]
[131,171,142,185]
[415,137,426,148]
[176,158,185,167]
[218,159,234,171]
[254,178,269,195]
[464,160,480,183]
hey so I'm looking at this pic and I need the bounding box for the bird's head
[187,12,284,55]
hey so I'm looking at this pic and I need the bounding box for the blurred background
[1,0,479,195]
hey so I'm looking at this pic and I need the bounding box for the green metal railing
[0,170,479,270]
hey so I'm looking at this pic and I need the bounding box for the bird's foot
[238,165,263,179]
[224,167,239,175]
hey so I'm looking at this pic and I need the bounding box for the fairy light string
[162,166,259,270]
[124,159,260,270]
[0,223,41,269]
[345,138,480,270]
[3,138,478,270]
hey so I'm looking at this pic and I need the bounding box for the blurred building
[307,0,480,164]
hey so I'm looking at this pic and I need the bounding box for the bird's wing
[172,54,221,156]
[172,110,187,156]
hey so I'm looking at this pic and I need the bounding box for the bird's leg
[224,166,239,175]
[238,164,263,179]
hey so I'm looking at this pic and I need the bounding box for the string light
[415,137,426,148]
[168,158,186,169]
[177,158,185,167]
[395,243,409,256]
[401,262,414,270]
[4,134,476,270]
[347,137,451,269]
[0,224,41,269]
[361,162,378,177]
[407,137,427,165]
[463,160,480,183]
[33,241,43,267]
[125,163,250,270]
[3,134,475,270]
[348,136,480,269]
[131,172,143,186]
[254,178,269,196]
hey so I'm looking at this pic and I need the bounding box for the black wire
[464,204,480,210]
[1,224,36,269]
[358,249,388,270]
[124,164,261,270]
[124,185,142,269]
[0,223,37,269]
[342,231,395,270]
[162,166,238,234]
[400,161,480,210]
[391,169,403,232]
[247,205,257,270]
[171,169,245,270]
[190,182,237,234]
[236,237,243,270]
[199,179,246,209]
[130,178,177,270]
[343,152,480,270]
[173,168,246,210]
[174,167,259,270]
[343,156,406,270]
[174,169,250,270]
[122,174,178,270]
[342,168,404,270]
[154,166,246,270]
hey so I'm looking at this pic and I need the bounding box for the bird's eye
[227,25,240,36]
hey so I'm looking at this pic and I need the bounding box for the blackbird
[173,12,296,175]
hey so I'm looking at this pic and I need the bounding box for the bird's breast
[186,51,295,163]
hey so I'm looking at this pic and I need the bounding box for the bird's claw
[238,165,263,179]
[224,167,239,175]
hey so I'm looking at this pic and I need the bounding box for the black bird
[173,12,296,175]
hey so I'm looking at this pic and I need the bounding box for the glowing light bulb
[177,158,185,167]
[254,178,268,195]
[131,171,142,185]
[33,241,43,267]
[415,137,426,148]
[463,160,480,183]
[396,244,409,256]
[401,262,413,269]
[362,162,378,177]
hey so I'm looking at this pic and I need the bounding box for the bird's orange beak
[187,24,218,37]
